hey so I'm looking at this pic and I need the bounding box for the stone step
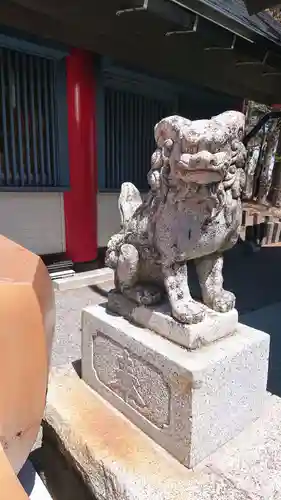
[92,279,114,296]
[53,268,114,292]
[50,269,76,280]
[45,366,279,500]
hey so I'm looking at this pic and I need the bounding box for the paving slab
[53,268,113,292]
[53,287,107,367]
[202,394,281,499]
[45,366,280,500]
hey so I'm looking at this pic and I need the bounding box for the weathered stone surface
[45,366,267,500]
[0,236,55,474]
[81,304,269,468]
[107,290,238,349]
[105,111,247,325]
[202,395,281,500]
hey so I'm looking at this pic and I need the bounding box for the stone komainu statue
[105,111,247,324]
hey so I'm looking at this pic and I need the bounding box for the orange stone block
[0,445,28,500]
[0,236,55,474]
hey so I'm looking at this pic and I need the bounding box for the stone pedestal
[107,291,238,349]
[81,304,269,468]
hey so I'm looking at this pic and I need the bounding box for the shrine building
[0,0,281,267]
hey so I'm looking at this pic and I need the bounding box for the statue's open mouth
[174,151,227,185]
[175,164,224,184]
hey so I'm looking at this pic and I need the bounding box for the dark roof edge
[168,0,254,42]
[167,0,281,52]
[245,1,279,15]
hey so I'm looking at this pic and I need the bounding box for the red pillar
[64,48,97,263]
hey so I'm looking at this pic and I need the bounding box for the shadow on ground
[188,242,281,315]
[189,242,281,397]
[225,244,281,397]
[31,424,94,500]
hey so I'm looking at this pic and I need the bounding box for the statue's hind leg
[195,253,235,312]
[116,244,161,305]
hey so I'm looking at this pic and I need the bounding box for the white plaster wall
[0,192,65,255]
[97,192,120,247]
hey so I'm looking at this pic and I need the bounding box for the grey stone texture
[202,395,281,499]
[81,304,269,468]
[107,290,238,349]
[105,112,247,325]
[45,367,281,500]
[53,287,107,368]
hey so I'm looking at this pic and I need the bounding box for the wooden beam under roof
[2,0,281,103]
[244,0,280,15]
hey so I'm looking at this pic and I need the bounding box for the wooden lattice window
[0,37,69,190]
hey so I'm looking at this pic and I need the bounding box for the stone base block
[107,290,238,349]
[81,304,269,468]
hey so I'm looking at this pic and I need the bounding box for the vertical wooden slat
[124,90,129,188]
[252,212,260,243]
[271,222,279,243]
[36,57,45,185]
[49,61,58,185]
[22,53,32,185]
[137,94,142,189]
[274,221,281,243]
[146,96,153,191]
[114,90,118,190]
[240,209,247,241]
[111,88,116,189]
[103,82,178,191]
[7,50,17,185]
[266,218,275,244]
[130,92,134,187]
[110,88,115,188]
[14,51,25,186]
[129,91,134,186]
[29,55,39,185]
[128,90,133,186]
[145,97,151,190]
[143,95,148,191]
[0,48,59,189]
[120,90,125,185]
[0,49,11,185]
[42,58,52,185]
[102,89,108,188]
[104,88,107,188]
[0,136,2,184]
[105,88,110,188]
[133,93,138,188]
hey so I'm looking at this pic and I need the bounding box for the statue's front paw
[209,290,236,313]
[171,300,205,324]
